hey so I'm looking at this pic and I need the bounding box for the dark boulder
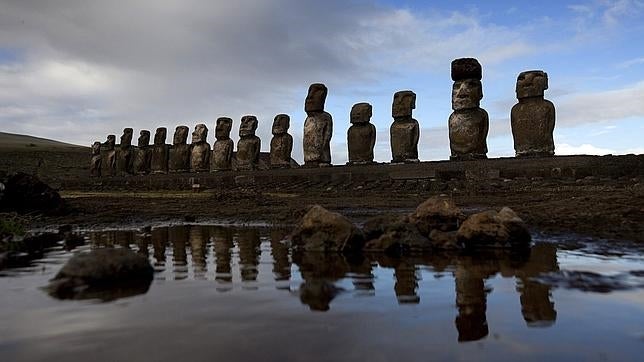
[289,205,364,253]
[457,207,531,248]
[409,196,463,235]
[2,173,65,214]
[47,248,153,301]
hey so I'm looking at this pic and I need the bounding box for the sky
[0,0,643,163]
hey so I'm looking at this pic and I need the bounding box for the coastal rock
[363,221,432,254]
[47,248,154,300]
[289,205,364,252]
[457,207,531,248]
[409,197,462,235]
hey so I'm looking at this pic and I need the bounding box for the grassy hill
[0,132,84,150]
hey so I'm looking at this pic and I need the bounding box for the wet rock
[409,196,462,235]
[289,205,364,253]
[47,248,154,301]
[429,229,461,249]
[457,207,531,248]
[2,173,65,214]
[361,214,406,241]
[363,222,432,254]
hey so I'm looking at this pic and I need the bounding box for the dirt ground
[27,176,643,243]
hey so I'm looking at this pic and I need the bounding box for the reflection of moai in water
[237,229,261,283]
[133,130,152,175]
[151,127,169,174]
[213,227,234,286]
[511,70,555,157]
[270,229,292,282]
[90,141,102,177]
[394,261,420,304]
[303,83,333,167]
[189,226,208,280]
[236,116,261,171]
[151,227,168,266]
[190,124,211,173]
[347,102,376,165]
[454,259,489,342]
[211,117,234,172]
[390,90,420,163]
[270,114,294,168]
[168,126,190,173]
[448,58,489,160]
[515,243,559,326]
[104,134,117,176]
[116,128,134,175]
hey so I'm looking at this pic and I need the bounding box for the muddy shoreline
[27,176,643,243]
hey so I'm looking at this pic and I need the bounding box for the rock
[409,197,462,235]
[361,214,406,241]
[429,229,461,249]
[2,173,65,214]
[289,205,364,253]
[363,221,432,254]
[457,207,531,248]
[47,248,154,301]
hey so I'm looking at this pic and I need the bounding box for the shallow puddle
[1,225,643,361]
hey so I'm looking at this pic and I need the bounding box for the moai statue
[390,90,419,163]
[168,126,190,173]
[211,117,234,171]
[236,115,261,170]
[104,134,116,176]
[448,58,489,160]
[270,114,293,168]
[90,141,102,177]
[190,124,211,172]
[511,70,555,157]
[303,83,333,167]
[133,130,152,175]
[116,128,134,175]
[150,127,169,174]
[347,102,376,165]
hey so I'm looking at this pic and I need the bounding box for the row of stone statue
[90,57,556,176]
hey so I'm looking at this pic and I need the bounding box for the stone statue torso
[236,136,261,170]
[212,139,234,171]
[151,144,169,174]
[448,108,489,159]
[169,144,191,172]
[133,147,152,175]
[348,123,376,164]
[390,118,419,162]
[511,99,555,156]
[303,112,332,165]
[190,143,211,172]
[270,134,293,167]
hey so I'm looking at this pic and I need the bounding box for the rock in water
[457,207,531,248]
[47,248,154,301]
[289,205,364,252]
[409,196,463,234]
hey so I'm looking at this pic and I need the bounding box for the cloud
[0,0,535,153]
[617,57,644,69]
[556,143,644,155]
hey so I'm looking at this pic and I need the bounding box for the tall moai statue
[511,70,555,157]
[104,134,116,176]
[133,130,152,175]
[236,115,261,170]
[116,128,134,175]
[270,114,293,168]
[390,90,419,163]
[448,58,489,160]
[151,127,169,174]
[303,83,333,167]
[168,126,190,173]
[90,141,102,177]
[211,117,234,171]
[190,124,211,172]
[347,102,376,165]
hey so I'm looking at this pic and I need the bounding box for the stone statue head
[350,102,372,124]
[173,126,189,145]
[392,90,416,118]
[452,79,483,110]
[215,117,233,140]
[138,130,150,147]
[120,128,133,147]
[154,127,167,145]
[451,58,482,81]
[516,70,548,99]
[240,116,258,137]
[105,135,116,149]
[305,83,328,113]
[272,114,290,135]
[191,123,208,143]
[92,141,101,155]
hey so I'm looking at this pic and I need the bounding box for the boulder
[289,205,364,253]
[361,214,407,241]
[429,229,461,250]
[363,221,432,254]
[2,173,65,214]
[409,196,463,235]
[457,207,531,248]
[47,248,154,300]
